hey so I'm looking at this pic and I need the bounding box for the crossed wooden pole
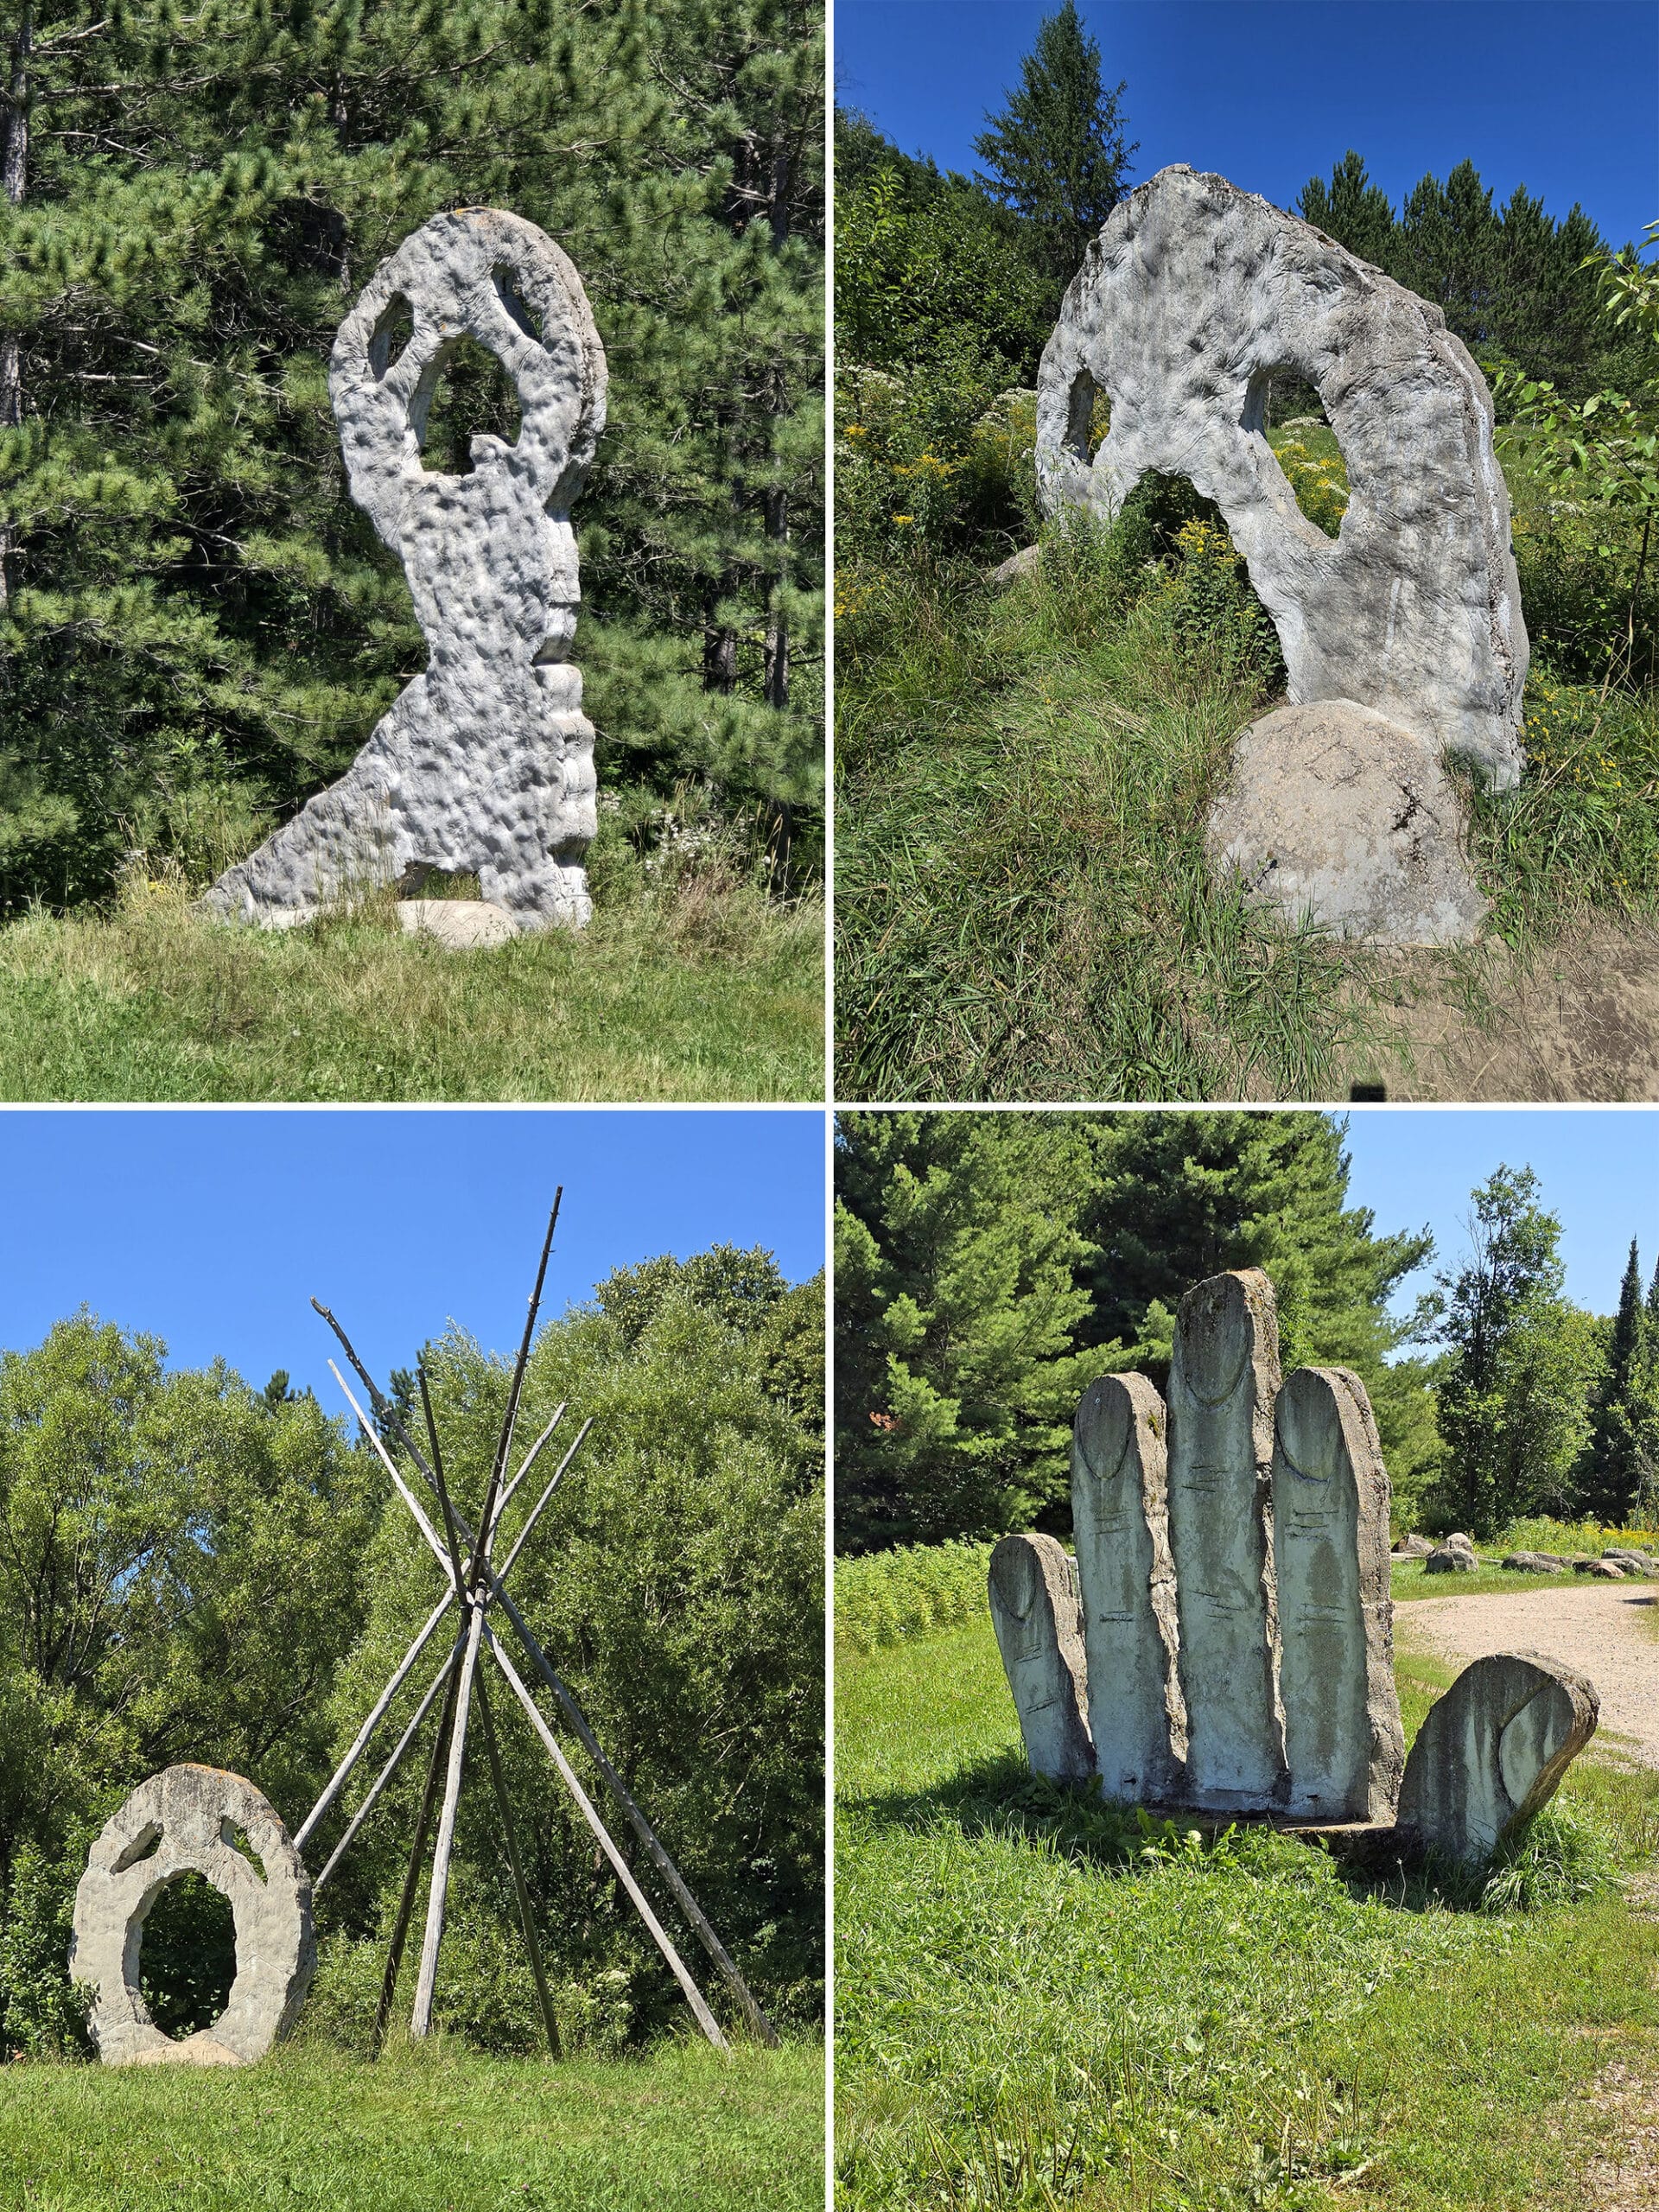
[291,1193,778,2056]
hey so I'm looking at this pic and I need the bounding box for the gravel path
[1395,1584,1659,1767]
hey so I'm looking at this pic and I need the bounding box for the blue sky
[1338,1108,1659,1330]
[836,2,1658,249]
[0,1109,826,1402]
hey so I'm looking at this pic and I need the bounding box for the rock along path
[1395,1583,1659,1768]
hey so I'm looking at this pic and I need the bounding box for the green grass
[836,1612,1659,2210]
[834,435,1659,1103]
[0,2038,823,2210]
[0,875,823,1102]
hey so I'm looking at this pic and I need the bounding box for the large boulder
[1397,1652,1599,1863]
[1392,1533,1435,1558]
[1206,700,1489,944]
[1424,1541,1478,1573]
[1035,165,1527,784]
[1502,1551,1568,1573]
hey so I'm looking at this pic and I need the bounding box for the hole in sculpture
[1062,368,1109,464]
[370,293,415,380]
[219,1819,262,1872]
[418,334,522,475]
[399,865,481,899]
[111,1822,162,1873]
[1248,366,1349,539]
[138,1872,236,2040]
[491,263,543,346]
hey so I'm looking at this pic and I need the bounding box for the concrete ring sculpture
[70,1764,315,2066]
[1035,164,1528,785]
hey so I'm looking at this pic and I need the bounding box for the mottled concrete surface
[207,208,606,931]
[1037,166,1527,783]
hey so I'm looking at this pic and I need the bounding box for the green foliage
[1426,1166,1606,1536]
[833,1539,994,1656]
[834,1110,1440,1549]
[972,2,1136,281]
[317,1284,824,2042]
[0,1827,96,2059]
[0,0,823,913]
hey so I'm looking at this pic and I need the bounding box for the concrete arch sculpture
[70,1764,315,2065]
[205,207,607,931]
[1035,166,1528,785]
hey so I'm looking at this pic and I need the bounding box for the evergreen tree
[1076,1111,1441,1511]
[0,0,823,913]
[973,2,1136,281]
[1581,1236,1659,1523]
[1427,1166,1604,1536]
[1298,150,1396,271]
[834,1111,1112,1551]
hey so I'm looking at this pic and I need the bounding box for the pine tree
[1581,1236,1659,1523]
[834,1111,1111,1552]
[1298,150,1396,271]
[973,1,1136,281]
[0,0,823,913]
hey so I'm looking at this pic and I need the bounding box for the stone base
[1206,699,1489,945]
[397,899,522,949]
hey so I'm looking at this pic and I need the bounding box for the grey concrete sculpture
[1071,1373,1185,1802]
[1166,1269,1287,1810]
[71,1764,315,2065]
[1035,166,1528,785]
[1396,1651,1599,1862]
[988,1532,1094,1783]
[1272,1366,1404,1821]
[205,208,607,931]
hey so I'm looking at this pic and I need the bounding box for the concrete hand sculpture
[70,1764,315,2065]
[990,1269,1599,1860]
[206,208,607,932]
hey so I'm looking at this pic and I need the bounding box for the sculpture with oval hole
[70,1764,315,2065]
[204,208,607,933]
[988,1269,1599,1862]
[1034,167,1528,787]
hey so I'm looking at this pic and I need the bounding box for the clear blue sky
[1338,1107,1659,1331]
[0,1109,826,1402]
[836,2,1657,250]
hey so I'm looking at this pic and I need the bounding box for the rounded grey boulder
[1207,700,1490,944]
[71,1764,315,2066]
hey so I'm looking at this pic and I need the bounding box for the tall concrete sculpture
[991,1268,1599,1861]
[206,209,607,932]
[70,1765,315,2066]
[1071,1374,1184,1802]
[1034,166,1528,787]
[1166,1269,1287,1809]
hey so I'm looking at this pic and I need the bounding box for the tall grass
[835,1540,995,1656]
[0,863,823,1103]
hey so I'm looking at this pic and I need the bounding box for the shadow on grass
[851,1743,1654,1920]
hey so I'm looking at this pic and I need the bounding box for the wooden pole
[314,1633,465,1896]
[474,1661,563,2059]
[375,1653,462,2049]
[296,1590,454,1851]
[410,1596,485,2035]
[467,1193,561,1585]
[492,1417,594,1586]
[486,1630,728,2051]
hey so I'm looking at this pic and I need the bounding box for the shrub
[835,1540,996,1656]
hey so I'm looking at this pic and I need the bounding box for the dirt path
[1395,1583,1659,1766]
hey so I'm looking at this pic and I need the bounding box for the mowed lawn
[0,2039,824,2211]
[835,1610,1659,2211]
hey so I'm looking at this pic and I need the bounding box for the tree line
[0,1244,823,2056]
[0,0,823,916]
[835,1111,1653,1554]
